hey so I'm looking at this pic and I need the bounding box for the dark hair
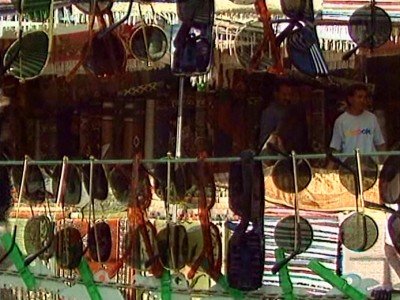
[346,83,369,98]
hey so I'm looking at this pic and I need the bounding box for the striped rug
[263,207,341,295]
[322,0,400,21]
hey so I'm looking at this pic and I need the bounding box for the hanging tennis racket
[339,150,378,252]
[171,0,214,75]
[11,162,46,204]
[67,0,129,79]
[228,150,265,290]
[4,0,54,81]
[54,157,84,270]
[280,0,329,76]
[337,155,378,195]
[124,154,163,277]
[379,146,400,204]
[129,2,169,64]
[272,151,313,274]
[343,1,392,60]
[269,143,312,194]
[286,24,329,76]
[85,157,112,264]
[72,0,113,15]
[234,0,283,73]
[52,163,82,206]
[81,157,108,201]
[187,156,222,281]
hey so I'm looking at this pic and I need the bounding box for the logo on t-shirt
[345,128,372,137]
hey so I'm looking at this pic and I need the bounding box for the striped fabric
[263,207,341,296]
[322,0,400,21]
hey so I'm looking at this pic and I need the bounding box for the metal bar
[0,151,399,166]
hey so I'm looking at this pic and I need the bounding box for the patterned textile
[322,0,400,21]
[263,207,341,295]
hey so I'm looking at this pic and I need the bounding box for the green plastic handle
[308,260,367,300]
[0,232,37,291]
[78,259,102,300]
[217,275,244,299]
[275,248,295,300]
[161,270,171,300]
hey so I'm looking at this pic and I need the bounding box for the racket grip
[271,251,296,275]
[342,46,359,61]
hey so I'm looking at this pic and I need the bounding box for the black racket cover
[227,224,264,291]
[156,224,188,270]
[339,156,378,195]
[388,215,400,254]
[379,154,400,204]
[88,221,112,263]
[55,227,83,269]
[171,0,214,75]
[124,222,159,271]
[109,165,131,204]
[12,165,46,204]
[0,165,12,222]
[52,165,82,206]
[83,32,126,77]
[82,163,108,201]
[227,150,265,291]
[271,158,312,194]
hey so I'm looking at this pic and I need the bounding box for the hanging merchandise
[4,0,54,81]
[280,0,329,76]
[272,151,313,274]
[343,0,392,60]
[227,150,265,291]
[171,0,214,75]
[329,150,379,252]
[235,0,283,73]
[67,0,130,79]
[129,2,169,64]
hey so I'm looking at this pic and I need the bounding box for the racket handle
[342,45,360,61]
[271,251,297,274]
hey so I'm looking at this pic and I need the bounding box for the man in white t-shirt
[329,83,386,157]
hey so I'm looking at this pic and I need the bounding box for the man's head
[274,80,293,105]
[346,83,369,114]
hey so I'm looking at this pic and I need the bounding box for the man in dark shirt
[259,80,309,154]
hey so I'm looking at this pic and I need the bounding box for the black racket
[53,158,84,270]
[11,161,46,205]
[272,151,313,274]
[52,163,82,206]
[343,2,392,60]
[287,24,329,76]
[269,144,312,194]
[109,165,132,204]
[171,0,214,75]
[228,150,265,290]
[82,31,127,78]
[339,149,378,252]
[379,148,400,204]
[55,226,84,269]
[338,156,378,195]
[4,30,49,81]
[82,158,108,201]
[85,157,112,263]
[280,0,314,21]
[156,223,189,271]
